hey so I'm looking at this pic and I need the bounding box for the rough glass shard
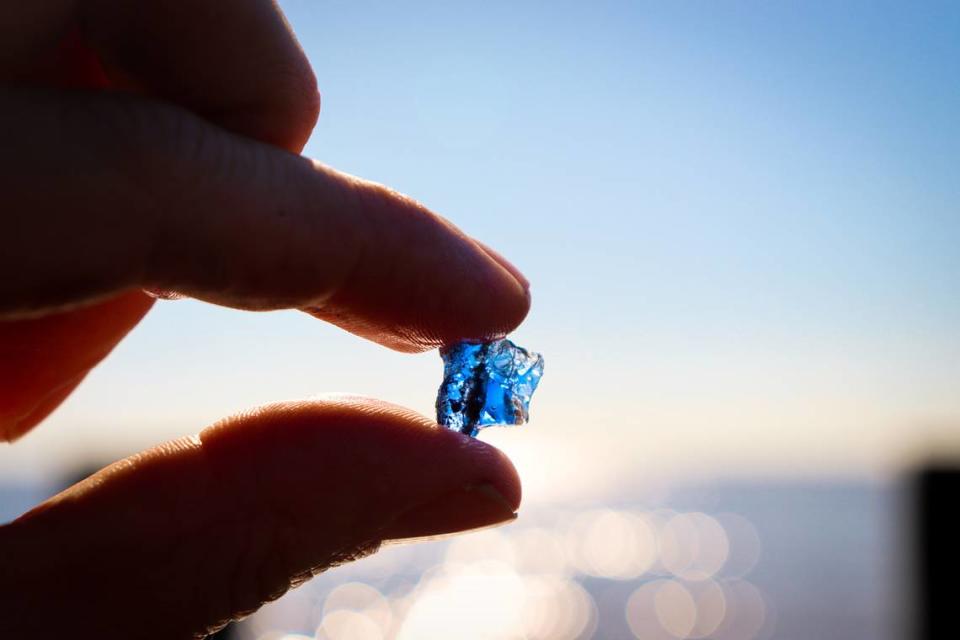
[436,338,544,437]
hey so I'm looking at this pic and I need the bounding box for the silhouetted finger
[0,397,521,639]
[0,0,319,151]
[0,290,154,441]
[0,88,530,351]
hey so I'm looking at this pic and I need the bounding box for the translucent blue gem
[436,338,544,437]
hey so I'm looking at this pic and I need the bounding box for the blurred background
[2,1,959,638]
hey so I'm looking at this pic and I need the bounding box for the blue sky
[3,1,958,493]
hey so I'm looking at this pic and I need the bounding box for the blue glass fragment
[436,338,544,437]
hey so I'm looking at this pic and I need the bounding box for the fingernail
[475,241,530,292]
[381,483,518,542]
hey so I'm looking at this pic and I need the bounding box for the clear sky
[3,1,959,499]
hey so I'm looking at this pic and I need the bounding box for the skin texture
[0,2,530,638]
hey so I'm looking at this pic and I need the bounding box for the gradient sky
[3,1,959,500]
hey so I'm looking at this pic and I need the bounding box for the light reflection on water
[0,477,896,639]
[249,505,774,640]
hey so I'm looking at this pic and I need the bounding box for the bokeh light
[510,527,571,576]
[316,610,382,640]
[659,515,701,578]
[318,582,391,640]
[654,580,698,638]
[394,561,526,639]
[626,576,765,640]
[685,579,726,638]
[564,509,658,579]
[658,511,730,580]
[713,579,768,640]
[715,513,763,578]
[521,576,597,640]
[242,506,771,639]
[626,581,674,640]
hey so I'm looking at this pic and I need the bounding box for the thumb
[0,397,521,639]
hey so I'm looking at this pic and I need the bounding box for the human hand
[0,2,530,637]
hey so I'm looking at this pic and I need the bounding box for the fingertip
[452,430,523,512]
[380,484,518,543]
[295,82,321,150]
[298,171,533,352]
[241,79,320,153]
[466,248,532,345]
[475,239,531,293]
[198,395,522,513]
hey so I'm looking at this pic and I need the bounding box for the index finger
[0,89,530,352]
